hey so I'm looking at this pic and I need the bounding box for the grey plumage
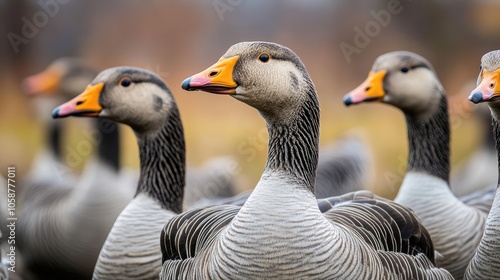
[344,51,489,279]
[464,50,500,279]
[161,42,452,279]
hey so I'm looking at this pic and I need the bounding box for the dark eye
[401,67,409,73]
[258,53,270,63]
[120,77,132,87]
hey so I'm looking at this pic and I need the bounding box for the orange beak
[22,68,62,96]
[52,83,104,118]
[181,56,239,94]
[343,70,387,106]
[469,69,500,104]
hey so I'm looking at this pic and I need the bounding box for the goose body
[464,50,500,279]
[93,194,172,278]
[160,41,452,279]
[53,67,186,279]
[344,51,488,279]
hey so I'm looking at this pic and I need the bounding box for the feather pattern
[93,194,173,279]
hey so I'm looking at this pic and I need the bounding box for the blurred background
[1,0,500,198]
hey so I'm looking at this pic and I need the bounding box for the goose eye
[401,67,409,73]
[258,53,270,63]
[120,78,132,87]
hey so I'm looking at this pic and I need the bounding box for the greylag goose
[18,59,134,280]
[465,49,500,279]
[52,67,186,279]
[20,59,85,195]
[160,41,452,279]
[343,51,488,279]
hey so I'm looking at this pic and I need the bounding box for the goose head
[181,41,316,121]
[23,58,97,100]
[22,58,97,122]
[344,51,444,117]
[469,50,500,118]
[52,67,175,135]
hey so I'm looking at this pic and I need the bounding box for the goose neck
[404,95,450,183]
[135,109,185,213]
[262,96,319,192]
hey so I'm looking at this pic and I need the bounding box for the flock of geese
[3,42,500,279]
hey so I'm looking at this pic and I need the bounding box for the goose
[20,59,85,196]
[343,51,488,279]
[52,67,186,279]
[159,41,452,279]
[18,60,135,280]
[465,49,500,279]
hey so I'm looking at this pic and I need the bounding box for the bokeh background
[1,0,500,198]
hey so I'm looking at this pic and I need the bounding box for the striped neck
[135,107,185,213]
[262,89,320,192]
[405,95,450,183]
